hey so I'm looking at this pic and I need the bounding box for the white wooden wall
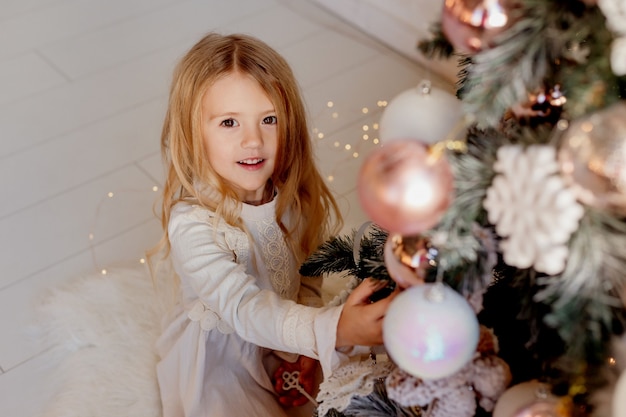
[308,0,458,83]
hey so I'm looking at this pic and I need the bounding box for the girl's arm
[169,205,392,376]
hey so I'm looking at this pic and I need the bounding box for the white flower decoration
[598,0,626,75]
[483,145,584,275]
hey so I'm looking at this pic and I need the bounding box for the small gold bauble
[557,101,626,214]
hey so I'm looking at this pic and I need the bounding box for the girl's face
[201,71,278,204]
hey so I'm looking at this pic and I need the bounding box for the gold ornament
[441,0,520,54]
[509,85,567,124]
[383,234,438,288]
[557,101,626,215]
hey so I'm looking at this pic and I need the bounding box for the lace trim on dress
[250,217,298,300]
[283,304,316,351]
[187,301,234,334]
[316,357,395,416]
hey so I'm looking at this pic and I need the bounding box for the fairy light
[363,134,369,140]
[345,144,352,150]
[362,107,369,114]
[88,184,162,277]
[317,132,325,139]
[332,112,339,118]
[327,101,334,108]
[334,141,340,148]
[353,152,359,158]
[373,138,380,144]
[373,123,379,130]
[327,175,334,182]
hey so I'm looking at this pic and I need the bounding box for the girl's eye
[263,115,277,125]
[220,118,238,127]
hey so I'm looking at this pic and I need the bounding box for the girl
[153,32,395,417]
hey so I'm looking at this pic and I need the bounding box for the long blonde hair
[153,32,342,265]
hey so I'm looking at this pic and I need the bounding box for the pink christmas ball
[357,140,454,235]
[383,283,480,380]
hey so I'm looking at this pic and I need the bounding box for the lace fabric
[282,303,316,351]
[248,216,299,300]
[316,357,395,417]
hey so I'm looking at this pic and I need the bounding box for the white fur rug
[35,265,169,417]
[33,264,347,417]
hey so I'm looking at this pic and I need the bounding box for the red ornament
[358,140,454,235]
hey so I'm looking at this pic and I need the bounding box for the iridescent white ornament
[358,140,454,235]
[379,81,464,145]
[383,283,480,380]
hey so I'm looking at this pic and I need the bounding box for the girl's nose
[241,124,263,147]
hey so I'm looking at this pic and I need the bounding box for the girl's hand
[335,278,398,348]
[272,355,318,407]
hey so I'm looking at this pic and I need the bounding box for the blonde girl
[154,32,394,417]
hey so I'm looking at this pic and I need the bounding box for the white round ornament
[379,81,464,144]
[383,283,480,380]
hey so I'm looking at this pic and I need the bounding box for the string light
[88,185,161,276]
[87,97,392,281]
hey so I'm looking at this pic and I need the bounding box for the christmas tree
[301,1,626,416]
